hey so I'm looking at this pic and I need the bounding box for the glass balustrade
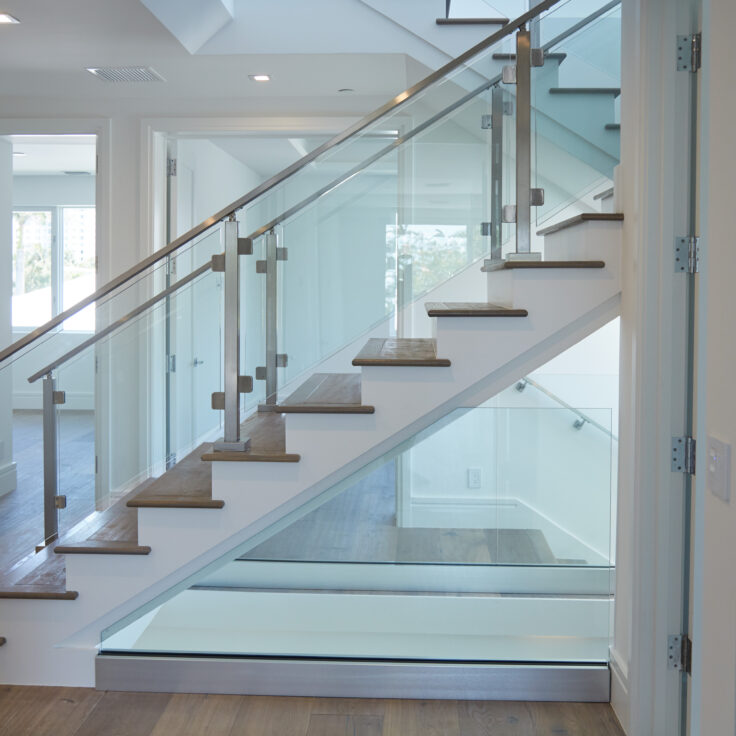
[0,0,621,593]
[100,403,613,663]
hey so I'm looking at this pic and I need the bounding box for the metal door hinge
[672,436,696,474]
[668,634,692,673]
[167,158,177,177]
[677,33,701,72]
[675,236,700,273]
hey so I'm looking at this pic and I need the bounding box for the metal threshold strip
[96,654,610,701]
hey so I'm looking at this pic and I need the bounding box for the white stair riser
[486,268,515,307]
[542,220,622,261]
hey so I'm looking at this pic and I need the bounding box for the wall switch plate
[467,468,482,489]
[707,435,731,503]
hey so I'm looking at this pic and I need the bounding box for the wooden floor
[0,687,625,736]
[244,461,560,565]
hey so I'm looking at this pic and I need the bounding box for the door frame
[0,117,111,508]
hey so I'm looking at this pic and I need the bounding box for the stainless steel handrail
[520,377,618,440]
[27,262,212,383]
[541,0,619,52]
[0,0,564,367]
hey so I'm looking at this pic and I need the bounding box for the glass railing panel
[100,404,613,664]
[274,83,513,388]
[226,2,588,246]
[54,349,97,536]
[531,1,621,227]
[0,225,222,391]
[2,258,226,549]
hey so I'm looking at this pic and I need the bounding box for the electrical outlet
[467,467,482,489]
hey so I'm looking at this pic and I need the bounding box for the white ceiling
[0,0,430,111]
[10,135,96,176]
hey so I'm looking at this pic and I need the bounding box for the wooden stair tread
[129,443,222,506]
[425,301,528,317]
[353,338,450,367]
[536,212,624,236]
[549,86,621,97]
[275,373,374,414]
[436,17,508,25]
[201,412,300,462]
[482,259,606,272]
[55,541,151,555]
[0,588,78,600]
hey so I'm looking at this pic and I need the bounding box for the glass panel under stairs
[100,401,613,664]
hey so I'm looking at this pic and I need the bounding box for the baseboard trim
[0,460,17,497]
[96,655,610,701]
[609,647,630,734]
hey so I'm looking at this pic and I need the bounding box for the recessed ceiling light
[249,74,271,82]
[0,13,19,23]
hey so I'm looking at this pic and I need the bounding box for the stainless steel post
[214,218,250,452]
[515,28,532,254]
[42,373,59,544]
[490,84,504,261]
[264,230,278,406]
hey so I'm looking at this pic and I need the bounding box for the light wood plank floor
[0,687,625,736]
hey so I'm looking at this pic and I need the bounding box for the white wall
[0,138,16,497]
[691,1,736,733]
[173,139,262,235]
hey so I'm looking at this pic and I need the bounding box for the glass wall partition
[100,402,614,664]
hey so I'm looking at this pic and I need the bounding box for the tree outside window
[12,207,95,331]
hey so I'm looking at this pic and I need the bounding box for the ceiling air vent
[86,66,165,83]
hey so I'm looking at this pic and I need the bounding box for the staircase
[0,0,623,692]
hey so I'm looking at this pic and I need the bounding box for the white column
[690,1,736,734]
[614,0,697,733]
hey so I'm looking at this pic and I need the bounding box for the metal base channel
[96,655,610,701]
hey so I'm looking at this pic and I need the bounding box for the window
[12,206,96,331]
